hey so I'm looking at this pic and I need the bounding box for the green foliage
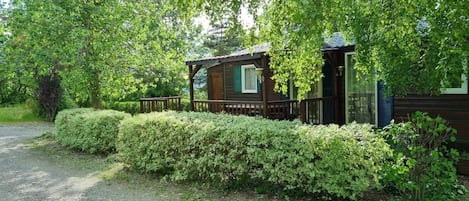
[461,152,469,160]
[0,104,43,122]
[55,108,130,154]
[58,92,78,111]
[3,0,196,108]
[103,101,140,115]
[175,0,469,97]
[117,111,390,200]
[203,20,245,56]
[180,98,191,111]
[381,112,460,201]
[26,91,77,121]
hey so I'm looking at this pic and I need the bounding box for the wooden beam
[190,65,203,79]
[189,65,195,111]
[261,56,268,118]
[186,53,263,66]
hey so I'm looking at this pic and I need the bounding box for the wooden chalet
[185,43,391,126]
[183,43,468,151]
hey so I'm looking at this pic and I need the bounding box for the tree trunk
[90,71,102,109]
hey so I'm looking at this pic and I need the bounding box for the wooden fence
[139,96,181,113]
[192,97,336,124]
[140,96,336,124]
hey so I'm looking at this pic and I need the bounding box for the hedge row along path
[1,124,271,201]
[0,124,183,201]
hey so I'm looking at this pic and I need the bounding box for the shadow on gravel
[18,133,279,201]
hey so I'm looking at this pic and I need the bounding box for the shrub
[27,92,77,121]
[381,111,460,201]
[103,101,140,115]
[56,108,130,154]
[58,92,78,111]
[180,98,191,111]
[117,111,390,200]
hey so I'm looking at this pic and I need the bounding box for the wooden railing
[193,100,264,116]
[139,96,181,113]
[267,100,301,120]
[192,97,337,124]
[301,97,336,125]
[139,96,336,124]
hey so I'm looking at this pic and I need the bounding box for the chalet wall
[224,61,262,101]
[207,58,283,101]
[394,94,469,151]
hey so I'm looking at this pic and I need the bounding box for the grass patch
[0,104,44,123]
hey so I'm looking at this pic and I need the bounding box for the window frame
[241,64,258,93]
[344,52,378,126]
[441,73,468,94]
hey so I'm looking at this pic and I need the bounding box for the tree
[4,0,195,109]
[175,0,468,98]
[203,18,245,56]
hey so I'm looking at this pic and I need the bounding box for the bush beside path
[0,124,274,201]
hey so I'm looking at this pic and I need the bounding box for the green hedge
[117,111,391,200]
[103,101,140,115]
[56,108,130,154]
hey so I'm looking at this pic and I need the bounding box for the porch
[139,96,337,125]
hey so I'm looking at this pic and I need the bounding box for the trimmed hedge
[117,111,391,200]
[103,101,140,115]
[56,108,130,154]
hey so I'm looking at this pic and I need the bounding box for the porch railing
[193,100,264,116]
[301,96,336,124]
[139,96,181,113]
[192,97,337,124]
[139,96,336,124]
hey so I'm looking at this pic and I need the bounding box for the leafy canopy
[3,0,195,107]
[176,0,468,98]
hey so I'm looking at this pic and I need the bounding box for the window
[345,52,378,126]
[442,73,468,94]
[241,64,257,93]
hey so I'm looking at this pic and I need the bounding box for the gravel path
[0,124,170,201]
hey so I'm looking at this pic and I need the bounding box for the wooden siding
[207,58,283,101]
[265,62,282,101]
[224,62,261,100]
[394,94,469,151]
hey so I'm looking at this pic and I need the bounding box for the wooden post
[189,65,195,111]
[261,57,268,118]
[177,97,181,111]
[140,99,144,113]
[300,100,306,123]
[163,98,168,111]
[334,96,339,124]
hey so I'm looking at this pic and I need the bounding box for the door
[211,72,223,100]
[345,52,377,125]
[210,72,224,112]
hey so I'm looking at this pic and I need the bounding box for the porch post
[189,65,195,111]
[261,56,268,118]
[300,100,306,123]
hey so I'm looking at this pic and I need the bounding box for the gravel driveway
[0,124,172,201]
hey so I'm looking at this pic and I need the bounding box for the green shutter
[233,66,241,92]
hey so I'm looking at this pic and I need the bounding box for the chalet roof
[185,44,269,66]
[186,33,353,66]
